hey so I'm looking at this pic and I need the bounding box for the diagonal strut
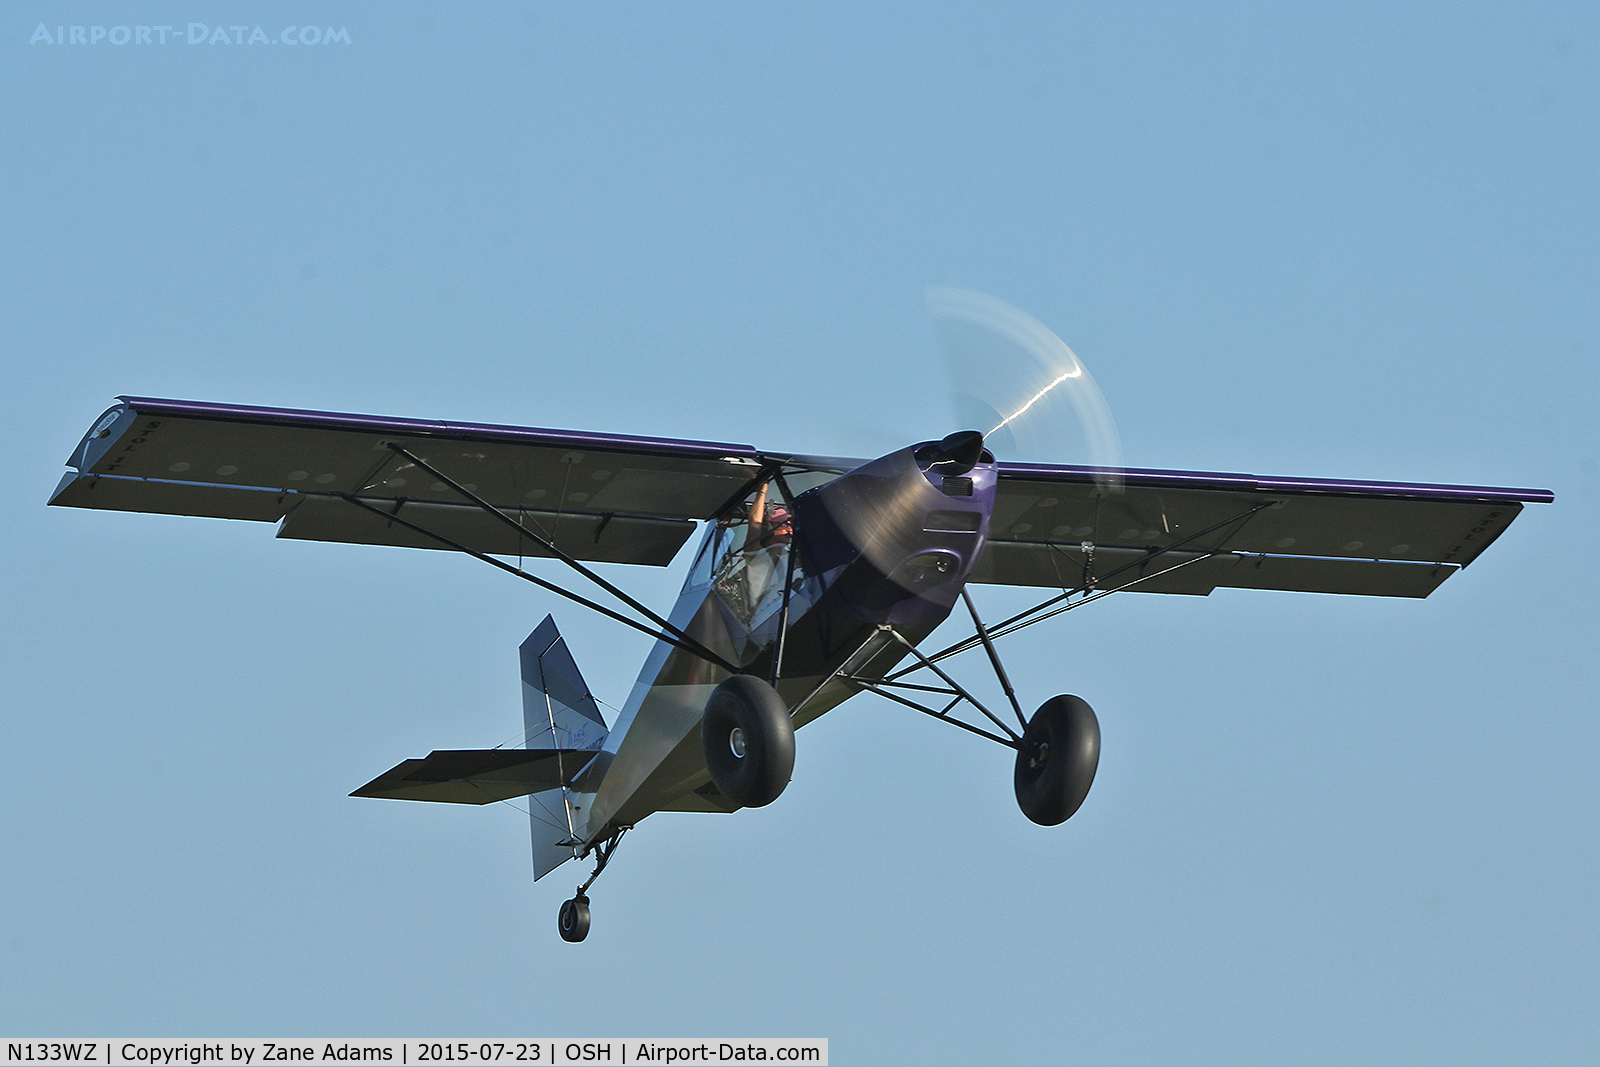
[338,492,739,674]
[383,443,736,674]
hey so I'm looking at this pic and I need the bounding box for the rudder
[521,615,608,879]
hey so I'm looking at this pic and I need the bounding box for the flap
[277,496,695,566]
[970,541,1458,598]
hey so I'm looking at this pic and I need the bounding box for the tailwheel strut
[557,827,628,943]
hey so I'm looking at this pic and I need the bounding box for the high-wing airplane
[51,394,1552,941]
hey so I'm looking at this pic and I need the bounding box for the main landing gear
[701,674,795,808]
[1014,695,1100,825]
[832,593,1102,827]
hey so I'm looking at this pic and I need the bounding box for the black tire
[1014,694,1100,826]
[558,895,590,942]
[701,674,795,808]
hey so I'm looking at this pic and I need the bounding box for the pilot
[742,483,793,550]
[736,484,794,612]
[755,503,793,549]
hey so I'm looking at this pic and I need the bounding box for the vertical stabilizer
[521,616,608,880]
[522,615,608,752]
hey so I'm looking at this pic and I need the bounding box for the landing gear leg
[556,827,628,944]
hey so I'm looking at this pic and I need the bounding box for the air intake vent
[924,509,981,533]
[941,476,973,497]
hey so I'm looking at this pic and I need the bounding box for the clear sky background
[3,3,1596,1062]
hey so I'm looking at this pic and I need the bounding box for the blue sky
[3,3,1596,1062]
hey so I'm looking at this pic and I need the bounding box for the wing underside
[50,398,1549,597]
[49,397,777,566]
[974,463,1551,598]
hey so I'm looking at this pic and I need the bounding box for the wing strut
[770,501,1282,751]
[381,443,739,673]
[338,493,739,674]
[894,500,1277,675]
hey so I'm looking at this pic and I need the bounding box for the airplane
[51,391,1552,941]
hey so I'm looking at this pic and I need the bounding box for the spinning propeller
[927,286,1123,490]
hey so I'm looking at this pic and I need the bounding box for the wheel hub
[729,727,747,759]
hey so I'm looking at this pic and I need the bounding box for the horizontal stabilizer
[351,748,595,805]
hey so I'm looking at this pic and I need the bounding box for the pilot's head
[764,505,794,544]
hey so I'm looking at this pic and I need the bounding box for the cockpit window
[711,481,795,627]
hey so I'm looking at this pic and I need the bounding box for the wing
[50,397,783,566]
[973,463,1553,598]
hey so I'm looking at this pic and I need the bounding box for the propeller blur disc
[928,286,1123,490]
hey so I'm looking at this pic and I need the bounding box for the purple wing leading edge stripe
[115,395,763,463]
[108,396,1554,504]
[996,461,1555,505]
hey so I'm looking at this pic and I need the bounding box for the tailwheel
[557,828,626,944]
[1014,694,1100,826]
[558,893,591,943]
[701,674,795,808]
